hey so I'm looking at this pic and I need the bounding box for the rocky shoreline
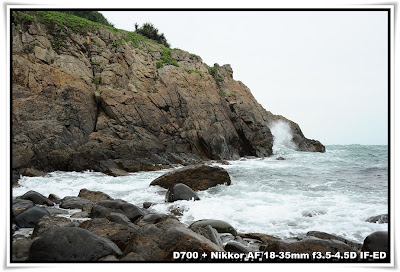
[12,165,389,262]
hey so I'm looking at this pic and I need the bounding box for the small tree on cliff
[135,22,170,48]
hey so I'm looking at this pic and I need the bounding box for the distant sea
[13,145,389,243]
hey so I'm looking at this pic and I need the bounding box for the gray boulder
[19,190,54,206]
[60,196,94,209]
[12,198,34,217]
[14,206,50,228]
[91,199,146,222]
[28,227,122,261]
[165,183,200,202]
[189,219,237,236]
[361,231,389,255]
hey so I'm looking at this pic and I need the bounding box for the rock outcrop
[12,11,325,181]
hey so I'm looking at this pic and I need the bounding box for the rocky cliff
[11,11,324,182]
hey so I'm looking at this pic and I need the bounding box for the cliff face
[12,12,325,179]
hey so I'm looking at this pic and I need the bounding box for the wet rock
[32,216,75,238]
[60,196,94,209]
[136,213,167,226]
[189,219,237,236]
[361,231,389,256]
[78,188,113,203]
[22,168,47,177]
[122,216,224,261]
[143,202,155,209]
[45,207,69,216]
[79,218,138,251]
[71,211,90,218]
[12,198,34,217]
[28,227,122,261]
[191,224,224,248]
[366,214,388,224]
[91,199,146,222]
[301,210,327,217]
[165,183,200,202]
[276,157,285,160]
[48,194,61,204]
[151,165,231,191]
[306,231,362,251]
[224,241,250,253]
[14,206,50,228]
[265,236,356,256]
[106,212,138,230]
[19,190,54,206]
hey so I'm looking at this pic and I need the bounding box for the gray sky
[101,10,388,145]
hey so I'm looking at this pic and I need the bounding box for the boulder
[191,224,224,248]
[306,231,362,251]
[189,219,237,236]
[70,211,90,218]
[19,190,54,206]
[22,168,47,177]
[150,165,231,191]
[28,227,122,261]
[60,196,94,209]
[224,241,250,253]
[12,237,37,261]
[106,212,138,230]
[14,206,50,228]
[48,193,61,203]
[45,207,69,216]
[120,252,145,261]
[79,218,138,251]
[90,199,146,222]
[265,236,357,256]
[135,213,167,226]
[165,183,200,202]
[12,198,34,217]
[32,216,75,238]
[78,188,113,203]
[366,214,388,224]
[143,202,155,209]
[122,216,224,261]
[361,231,389,255]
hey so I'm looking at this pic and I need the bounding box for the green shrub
[96,89,103,94]
[185,69,203,77]
[12,11,35,24]
[156,61,163,69]
[91,61,101,66]
[216,77,224,82]
[135,22,170,48]
[61,11,114,27]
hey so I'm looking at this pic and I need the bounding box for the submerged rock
[28,227,122,261]
[165,183,200,202]
[150,165,231,191]
[366,214,388,224]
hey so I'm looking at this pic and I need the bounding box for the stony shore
[11,165,389,262]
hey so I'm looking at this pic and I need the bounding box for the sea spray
[270,120,297,152]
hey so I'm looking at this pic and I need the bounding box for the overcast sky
[100,10,388,145]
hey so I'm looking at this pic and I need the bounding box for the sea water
[13,145,388,244]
